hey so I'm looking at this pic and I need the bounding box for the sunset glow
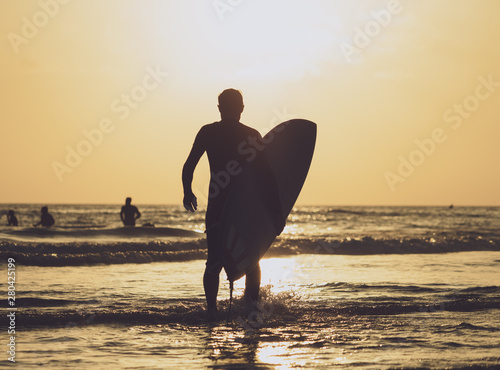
[1,0,499,206]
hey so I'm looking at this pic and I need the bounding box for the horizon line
[0,202,499,207]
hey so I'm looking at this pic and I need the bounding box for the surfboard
[219,119,317,282]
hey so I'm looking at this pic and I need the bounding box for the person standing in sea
[33,206,55,227]
[182,88,284,321]
[7,210,18,226]
[120,197,141,226]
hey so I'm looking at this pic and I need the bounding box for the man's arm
[182,129,206,212]
[135,207,141,220]
[120,206,125,222]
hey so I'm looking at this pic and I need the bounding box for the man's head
[125,197,132,205]
[41,206,48,214]
[218,88,244,121]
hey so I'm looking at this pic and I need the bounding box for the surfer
[33,206,55,228]
[120,197,141,226]
[7,210,18,226]
[182,88,284,320]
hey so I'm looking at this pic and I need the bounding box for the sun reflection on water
[230,257,299,295]
[259,258,298,294]
[256,344,307,369]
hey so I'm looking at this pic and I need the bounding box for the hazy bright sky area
[1,0,499,206]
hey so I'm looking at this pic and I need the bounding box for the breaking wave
[1,235,498,267]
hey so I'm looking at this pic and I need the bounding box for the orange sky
[1,0,499,206]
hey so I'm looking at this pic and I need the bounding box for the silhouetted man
[7,210,18,226]
[120,197,141,226]
[33,206,55,227]
[182,88,284,320]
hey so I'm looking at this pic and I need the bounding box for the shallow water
[2,205,499,368]
[3,252,499,369]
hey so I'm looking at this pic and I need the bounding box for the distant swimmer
[33,206,55,227]
[7,210,18,226]
[120,197,141,226]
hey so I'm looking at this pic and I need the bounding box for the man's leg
[204,263,222,314]
[244,262,261,304]
[204,226,222,319]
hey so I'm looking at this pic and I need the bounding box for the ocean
[1,204,499,369]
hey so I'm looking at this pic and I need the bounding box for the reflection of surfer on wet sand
[182,89,284,321]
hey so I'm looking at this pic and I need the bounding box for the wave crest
[1,235,498,267]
